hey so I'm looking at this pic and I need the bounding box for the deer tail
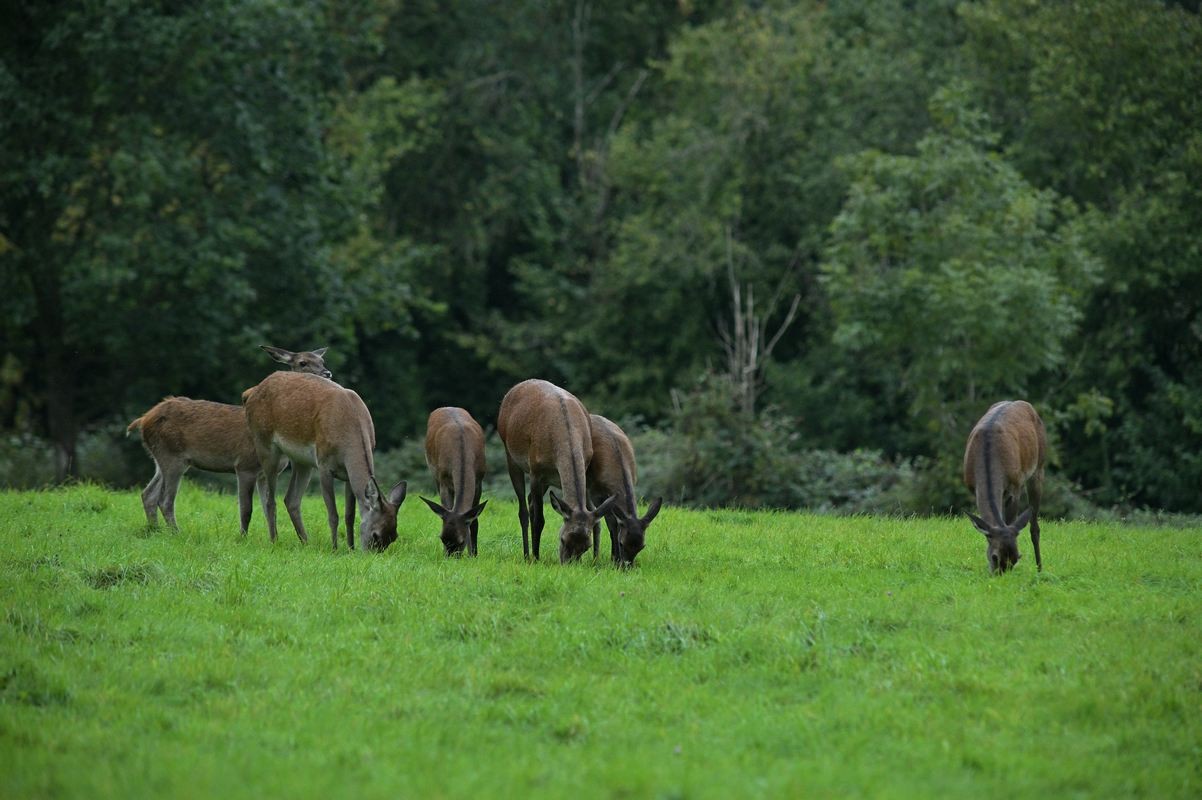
[126,416,144,438]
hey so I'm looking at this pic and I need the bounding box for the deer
[497,379,615,563]
[963,400,1047,574]
[127,346,332,533]
[587,414,663,567]
[242,370,406,551]
[420,407,488,557]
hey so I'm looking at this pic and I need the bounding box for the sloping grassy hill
[2,484,1199,798]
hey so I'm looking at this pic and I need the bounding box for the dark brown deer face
[549,492,616,563]
[968,509,1031,574]
[261,345,333,379]
[611,497,664,567]
[420,497,487,556]
[361,480,407,552]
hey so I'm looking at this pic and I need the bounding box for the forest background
[3,0,1201,518]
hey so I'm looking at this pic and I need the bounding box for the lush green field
[2,484,1199,798]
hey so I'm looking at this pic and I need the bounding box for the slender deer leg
[320,470,339,549]
[283,464,313,544]
[470,485,482,557]
[507,456,530,561]
[236,468,257,536]
[592,519,600,561]
[1004,492,1021,527]
[529,480,545,562]
[259,450,282,543]
[606,512,621,564]
[141,464,163,527]
[344,481,355,550]
[158,461,187,530]
[1029,471,1044,572]
[256,471,271,527]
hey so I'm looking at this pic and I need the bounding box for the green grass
[2,483,1200,798]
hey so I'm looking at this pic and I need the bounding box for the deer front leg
[506,457,530,561]
[528,480,545,562]
[320,470,339,550]
[470,486,482,557]
[283,464,313,544]
[344,480,355,550]
[1029,474,1044,572]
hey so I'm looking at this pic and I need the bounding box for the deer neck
[974,430,1007,528]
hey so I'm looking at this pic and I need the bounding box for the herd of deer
[127,346,1045,574]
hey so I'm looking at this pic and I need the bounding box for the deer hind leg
[141,463,163,527]
[506,456,530,560]
[1029,472,1044,572]
[258,450,284,543]
[283,464,313,544]
[158,460,187,530]
[528,480,545,562]
[236,468,257,536]
[344,480,355,550]
[319,470,339,550]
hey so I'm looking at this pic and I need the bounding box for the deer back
[498,379,593,506]
[425,407,486,496]
[587,414,637,516]
[963,401,1046,519]
[134,397,257,471]
[243,372,375,471]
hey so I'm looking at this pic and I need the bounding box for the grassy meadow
[1,483,1200,798]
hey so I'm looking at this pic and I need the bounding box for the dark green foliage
[1,0,1200,513]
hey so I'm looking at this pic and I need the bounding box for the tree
[821,86,1098,463]
[0,1,368,477]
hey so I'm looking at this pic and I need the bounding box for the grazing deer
[421,407,487,556]
[587,414,663,567]
[497,379,615,563]
[127,346,332,532]
[963,400,1046,573]
[242,371,406,551]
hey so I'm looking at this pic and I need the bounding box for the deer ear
[311,347,328,358]
[387,481,408,507]
[260,345,293,364]
[1011,508,1032,532]
[593,495,617,519]
[465,500,488,522]
[548,491,570,518]
[642,497,664,525]
[420,496,447,518]
[364,478,381,509]
[966,512,990,536]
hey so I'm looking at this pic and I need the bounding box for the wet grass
[1,483,1200,798]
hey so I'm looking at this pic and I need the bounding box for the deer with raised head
[242,371,406,551]
[127,346,332,532]
[497,379,615,563]
[420,407,487,556]
[261,345,332,378]
[963,400,1046,574]
[588,414,662,567]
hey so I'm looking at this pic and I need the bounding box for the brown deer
[242,371,406,551]
[963,400,1046,573]
[497,379,615,563]
[587,414,663,567]
[127,346,332,532]
[420,407,487,556]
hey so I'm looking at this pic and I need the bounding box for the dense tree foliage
[2,0,1200,513]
